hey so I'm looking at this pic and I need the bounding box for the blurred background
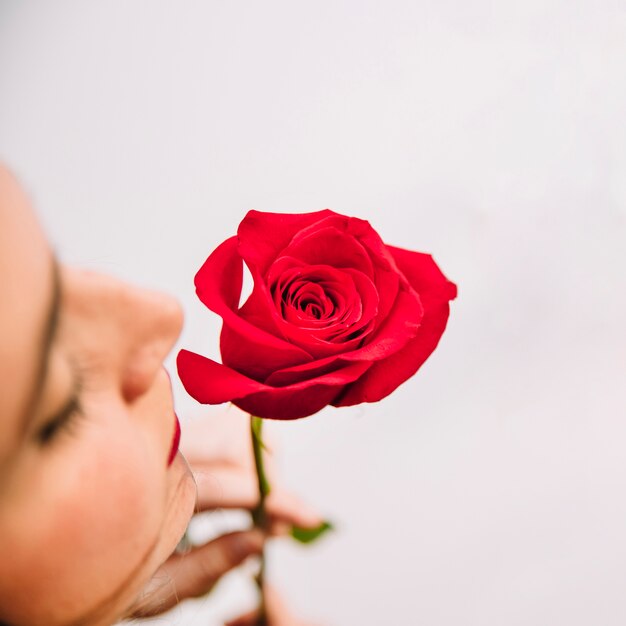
[1,1,625,624]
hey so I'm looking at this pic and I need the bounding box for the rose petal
[246,212,402,325]
[236,360,373,419]
[265,357,370,387]
[234,266,422,382]
[344,286,423,358]
[267,257,379,342]
[237,209,337,275]
[370,263,400,326]
[218,327,298,381]
[177,349,267,403]
[326,268,378,341]
[333,248,456,405]
[177,348,372,420]
[194,236,313,380]
[196,236,243,310]
[288,214,393,271]
[264,286,423,385]
[387,246,458,306]
[233,387,338,420]
[333,300,451,405]
[278,288,373,357]
[281,225,374,277]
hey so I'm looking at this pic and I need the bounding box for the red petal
[219,323,310,380]
[263,285,423,385]
[329,267,379,339]
[235,360,373,419]
[282,225,374,277]
[233,387,340,420]
[177,349,266,403]
[265,358,370,387]
[237,209,337,275]
[387,246,457,307]
[343,286,423,360]
[289,214,395,273]
[264,259,376,357]
[194,236,313,379]
[195,236,243,311]
[333,249,456,405]
[333,300,451,405]
[281,215,405,320]
[177,348,370,420]
[370,263,400,325]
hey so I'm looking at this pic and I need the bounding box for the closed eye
[37,366,85,445]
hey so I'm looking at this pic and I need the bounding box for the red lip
[167,414,181,467]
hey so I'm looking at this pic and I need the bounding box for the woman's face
[0,166,197,625]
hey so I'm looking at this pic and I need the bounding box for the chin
[108,452,197,625]
[160,451,197,555]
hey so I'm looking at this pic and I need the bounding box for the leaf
[290,520,334,544]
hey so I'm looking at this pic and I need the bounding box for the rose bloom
[178,210,457,420]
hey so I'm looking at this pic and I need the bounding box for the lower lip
[167,414,181,467]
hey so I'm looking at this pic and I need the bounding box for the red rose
[177,210,457,420]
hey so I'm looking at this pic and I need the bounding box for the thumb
[129,529,265,617]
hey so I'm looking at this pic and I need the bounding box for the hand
[225,585,325,626]
[181,405,322,536]
[126,406,323,618]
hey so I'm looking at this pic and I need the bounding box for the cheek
[0,419,167,623]
[54,424,164,560]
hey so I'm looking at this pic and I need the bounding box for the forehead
[0,167,52,454]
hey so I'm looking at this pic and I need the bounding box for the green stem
[250,415,270,626]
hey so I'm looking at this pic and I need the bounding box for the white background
[1,1,625,624]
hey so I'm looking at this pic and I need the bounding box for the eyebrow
[20,254,62,434]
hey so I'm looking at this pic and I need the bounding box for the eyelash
[37,363,86,445]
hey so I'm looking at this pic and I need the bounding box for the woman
[0,164,323,626]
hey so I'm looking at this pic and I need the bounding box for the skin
[0,165,324,626]
[0,165,197,625]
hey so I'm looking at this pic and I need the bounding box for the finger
[194,469,324,529]
[181,407,280,478]
[181,407,254,465]
[194,466,257,511]
[265,490,324,529]
[128,529,264,618]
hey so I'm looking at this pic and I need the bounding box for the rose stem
[250,415,270,626]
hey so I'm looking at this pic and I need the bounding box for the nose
[62,267,184,403]
[119,288,184,403]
